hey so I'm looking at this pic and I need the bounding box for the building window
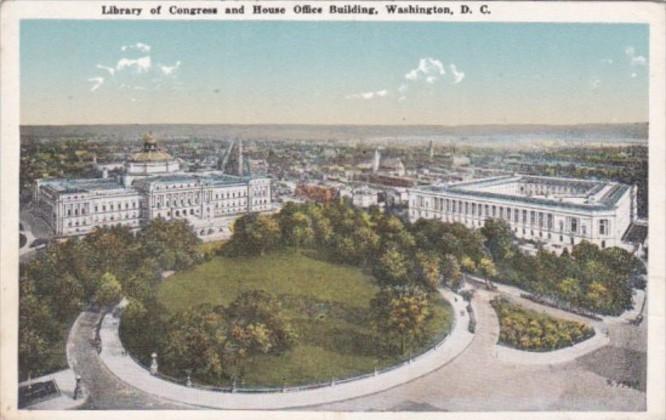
[522,209,527,224]
[547,214,553,230]
[601,240,606,248]
[530,211,536,226]
[571,217,578,234]
[599,219,609,236]
[507,208,511,221]
[492,205,496,217]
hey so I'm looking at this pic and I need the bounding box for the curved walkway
[316,288,645,411]
[67,311,187,409]
[492,293,610,365]
[96,289,474,409]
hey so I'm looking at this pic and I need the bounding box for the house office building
[408,174,638,252]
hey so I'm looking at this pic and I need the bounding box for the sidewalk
[19,369,87,410]
[98,289,474,410]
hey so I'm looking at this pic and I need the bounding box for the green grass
[157,249,453,386]
[197,240,227,255]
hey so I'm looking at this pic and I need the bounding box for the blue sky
[21,21,648,125]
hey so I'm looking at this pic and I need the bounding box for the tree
[18,278,58,378]
[96,272,123,310]
[584,281,610,312]
[225,290,297,378]
[460,255,476,273]
[138,218,202,270]
[571,241,602,263]
[376,215,415,253]
[415,251,441,290]
[162,305,228,380]
[440,254,463,290]
[557,277,582,307]
[370,287,432,354]
[84,225,138,277]
[481,218,515,261]
[287,212,315,247]
[478,257,497,279]
[50,273,85,320]
[373,246,412,287]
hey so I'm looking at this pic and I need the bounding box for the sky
[20,21,649,126]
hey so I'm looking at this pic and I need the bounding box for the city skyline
[21,21,649,126]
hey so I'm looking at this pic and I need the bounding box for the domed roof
[143,132,158,145]
[130,150,175,162]
[129,133,174,162]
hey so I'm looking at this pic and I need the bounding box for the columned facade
[408,175,637,252]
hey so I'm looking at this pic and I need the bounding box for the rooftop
[39,178,135,195]
[417,174,631,211]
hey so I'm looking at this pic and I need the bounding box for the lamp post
[73,375,82,400]
[150,352,158,375]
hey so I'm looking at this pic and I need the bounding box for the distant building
[409,174,639,252]
[34,134,271,239]
[366,173,416,188]
[294,183,338,203]
[352,186,379,209]
[380,158,406,176]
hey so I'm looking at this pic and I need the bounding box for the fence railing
[118,312,454,394]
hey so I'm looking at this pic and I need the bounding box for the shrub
[490,297,594,351]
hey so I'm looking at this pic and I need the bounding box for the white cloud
[346,89,389,100]
[631,72,637,79]
[130,97,137,102]
[450,64,465,84]
[625,46,646,67]
[631,56,646,66]
[404,57,446,82]
[121,42,151,53]
[88,77,104,92]
[601,58,614,65]
[591,78,601,90]
[116,56,152,73]
[159,61,182,76]
[398,83,408,94]
[96,64,115,76]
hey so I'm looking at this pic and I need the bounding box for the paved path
[96,289,474,409]
[315,290,645,411]
[67,311,188,409]
[19,369,87,410]
[63,286,646,411]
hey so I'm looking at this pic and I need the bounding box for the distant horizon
[19,121,649,128]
